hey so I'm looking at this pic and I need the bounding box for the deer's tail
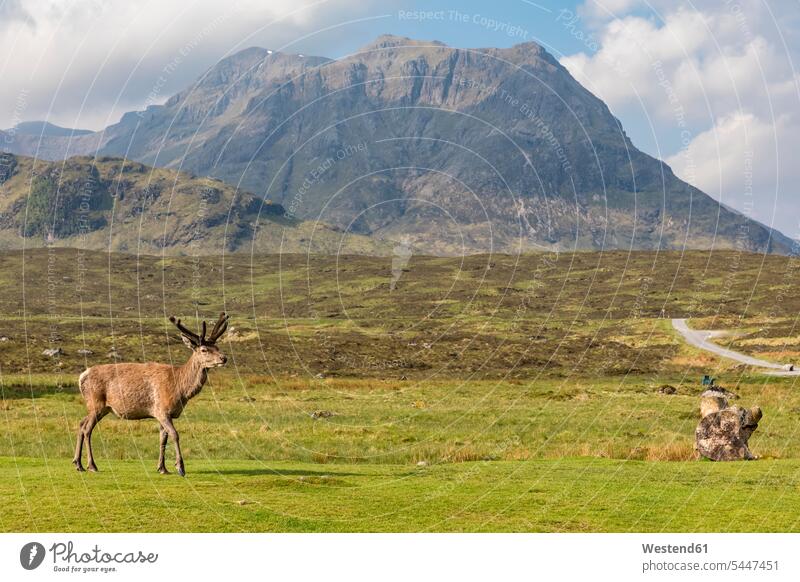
[78,369,90,399]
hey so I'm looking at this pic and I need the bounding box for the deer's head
[170,312,230,368]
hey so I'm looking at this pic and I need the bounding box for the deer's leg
[161,417,185,477]
[157,424,169,474]
[73,416,89,471]
[84,409,108,472]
